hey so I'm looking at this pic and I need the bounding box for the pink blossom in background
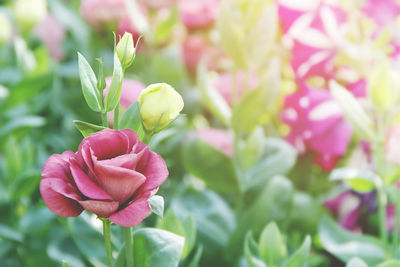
[195,128,234,157]
[281,85,352,170]
[324,191,362,231]
[385,123,400,165]
[178,0,219,30]
[80,0,127,27]
[279,2,347,81]
[362,0,400,29]
[117,16,144,50]
[103,77,146,125]
[386,204,396,232]
[346,79,367,98]
[214,71,258,106]
[34,15,66,61]
[181,34,209,72]
[40,129,168,227]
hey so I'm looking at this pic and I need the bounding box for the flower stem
[376,181,388,244]
[101,111,108,128]
[122,227,134,267]
[102,219,114,267]
[114,103,120,130]
[393,187,400,253]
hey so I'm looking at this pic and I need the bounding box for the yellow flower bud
[0,13,12,45]
[138,83,184,132]
[116,33,136,70]
[14,0,47,32]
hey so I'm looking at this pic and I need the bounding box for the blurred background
[0,0,399,266]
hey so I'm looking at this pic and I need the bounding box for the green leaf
[133,228,184,267]
[227,176,294,260]
[148,195,164,218]
[73,120,106,137]
[68,215,110,267]
[330,80,375,141]
[156,209,196,259]
[187,246,203,267]
[246,138,297,189]
[78,52,102,112]
[0,224,23,242]
[0,116,46,138]
[104,53,123,112]
[182,137,239,194]
[197,63,231,125]
[119,101,142,132]
[259,221,287,266]
[319,215,386,265]
[10,170,41,199]
[244,232,267,267]
[62,262,70,267]
[377,260,400,267]
[346,257,368,267]
[329,168,376,193]
[283,235,311,267]
[47,238,85,267]
[154,6,178,44]
[171,187,236,257]
[181,215,197,259]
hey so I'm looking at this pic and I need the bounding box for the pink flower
[178,0,219,30]
[34,15,66,61]
[80,0,127,27]
[103,78,146,125]
[281,85,352,170]
[324,191,362,231]
[386,204,396,232]
[181,34,209,72]
[195,128,233,157]
[279,2,347,81]
[385,124,400,166]
[214,71,258,106]
[40,129,168,227]
[362,0,400,29]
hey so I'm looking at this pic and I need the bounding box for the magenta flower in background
[40,129,168,227]
[195,128,234,157]
[80,0,127,27]
[324,191,362,231]
[279,2,347,81]
[385,123,400,166]
[181,34,209,72]
[214,71,258,106]
[178,0,219,30]
[34,15,66,61]
[281,85,352,170]
[362,0,400,29]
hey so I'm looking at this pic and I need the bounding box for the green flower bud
[116,33,136,70]
[138,83,184,132]
[0,13,12,45]
[14,0,47,32]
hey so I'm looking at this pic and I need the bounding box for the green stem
[393,186,400,253]
[376,180,388,244]
[123,227,134,267]
[101,111,108,128]
[114,103,120,130]
[102,219,114,267]
[142,131,152,144]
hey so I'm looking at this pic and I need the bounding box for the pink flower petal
[195,128,234,157]
[108,191,153,227]
[40,178,83,217]
[94,161,146,203]
[69,158,112,200]
[138,151,169,192]
[79,129,131,161]
[78,200,119,218]
[42,151,75,182]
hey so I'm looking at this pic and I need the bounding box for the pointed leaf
[78,53,102,112]
[73,120,106,137]
[259,221,287,265]
[148,195,164,218]
[104,53,123,112]
[283,235,311,267]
